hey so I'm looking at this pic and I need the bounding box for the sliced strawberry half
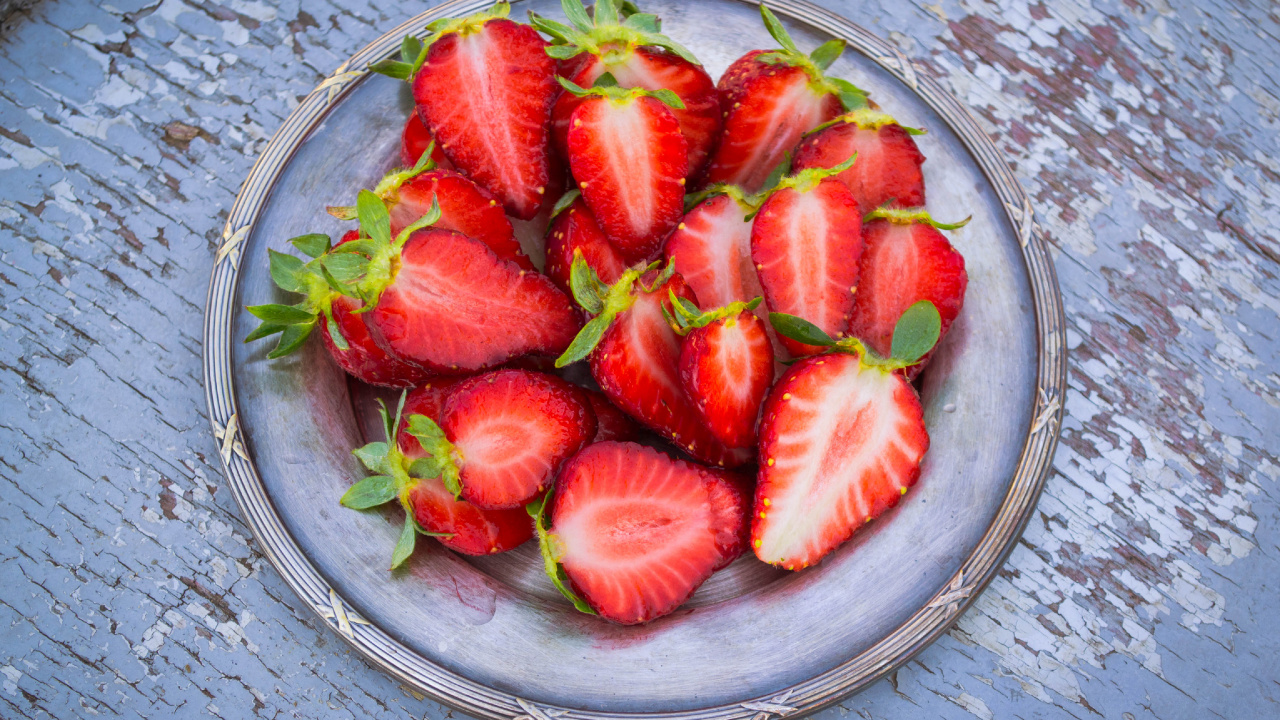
[407,476,534,556]
[752,352,928,569]
[368,228,581,372]
[544,194,627,294]
[701,466,753,570]
[412,8,557,219]
[792,109,927,213]
[389,170,531,269]
[541,441,738,624]
[322,294,432,388]
[400,111,450,169]
[562,77,688,263]
[555,257,752,468]
[847,208,968,375]
[751,162,864,356]
[583,389,641,443]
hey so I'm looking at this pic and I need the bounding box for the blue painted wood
[0,0,1275,718]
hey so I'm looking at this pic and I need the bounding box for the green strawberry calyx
[863,204,971,230]
[339,391,456,570]
[664,291,763,336]
[556,73,685,110]
[754,3,868,111]
[530,0,699,66]
[681,182,762,214]
[370,2,511,81]
[768,300,942,371]
[554,251,676,367]
[744,152,858,220]
[527,490,596,614]
[326,144,439,221]
[805,107,926,137]
[244,233,348,358]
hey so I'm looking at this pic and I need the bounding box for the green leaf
[829,77,869,111]
[593,72,618,89]
[622,12,660,33]
[340,475,397,509]
[618,0,642,18]
[562,0,593,31]
[649,88,686,110]
[401,35,424,65]
[353,441,392,475]
[555,312,612,367]
[356,189,391,248]
[325,311,349,352]
[376,398,394,440]
[594,0,619,26]
[369,59,413,81]
[809,39,845,70]
[550,189,580,219]
[246,303,315,324]
[527,493,596,615]
[406,414,446,445]
[568,251,606,315]
[290,233,331,258]
[760,3,798,54]
[760,151,792,194]
[320,252,369,284]
[648,35,699,65]
[393,196,442,247]
[546,43,585,59]
[245,322,287,343]
[390,515,416,569]
[769,312,836,347]
[268,249,306,293]
[408,456,443,479]
[267,320,315,358]
[890,300,941,363]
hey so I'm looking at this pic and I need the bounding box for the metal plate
[203,0,1067,717]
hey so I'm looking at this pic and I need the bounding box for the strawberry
[399,111,450,169]
[341,392,533,567]
[529,441,750,624]
[555,256,752,468]
[701,466,753,569]
[583,389,641,443]
[531,0,720,178]
[398,369,596,509]
[245,230,430,388]
[329,144,531,270]
[751,307,942,569]
[702,5,867,192]
[847,208,968,376]
[791,108,927,213]
[668,295,774,448]
[543,192,627,294]
[750,159,864,357]
[561,75,689,263]
[407,5,557,220]
[317,190,581,373]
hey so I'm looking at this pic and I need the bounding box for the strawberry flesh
[400,111,450,169]
[703,53,842,192]
[753,353,928,569]
[387,169,532,269]
[567,95,688,263]
[544,197,627,294]
[441,369,596,509]
[583,389,641,444]
[680,311,774,448]
[413,18,556,220]
[792,119,926,213]
[550,441,739,624]
[368,228,581,372]
[751,178,863,356]
[700,467,753,570]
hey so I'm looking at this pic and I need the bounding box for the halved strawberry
[792,109,927,213]
[701,467,753,569]
[410,6,557,219]
[555,257,751,468]
[400,369,595,509]
[535,441,747,624]
[245,230,429,388]
[701,6,866,192]
[669,296,774,448]
[544,192,627,294]
[341,392,532,567]
[847,208,968,375]
[400,111,450,169]
[532,0,720,178]
[562,76,688,263]
[750,160,864,356]
[583,389,641,443]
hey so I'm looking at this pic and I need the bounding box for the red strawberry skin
[751,179,864,356]
[368,229,581,372]
[553,48,721,179]
[847,219,967,373]
[413,18,556,220]
[792,120,926,213]
[752,353,928,569]
[441,369,596,509]
[397,383,533,556]
[680,311,774,448]
[590,272,751,468]
[583,389,641,443]
[567,96,688,263]
[388,170,532,270]
[703,54,842,192]
[550,441,728,624]
[400,111,450,169]
[701,467,753,570]
[544,198,627,294]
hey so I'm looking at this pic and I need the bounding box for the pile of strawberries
[246,0,969,625]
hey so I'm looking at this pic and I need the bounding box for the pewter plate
[203,0,1066,717]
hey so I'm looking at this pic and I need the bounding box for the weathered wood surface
[0,0,1275,717]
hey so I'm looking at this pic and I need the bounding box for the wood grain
[0,0,1275,719]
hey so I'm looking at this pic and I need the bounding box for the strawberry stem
[862,204,971,230]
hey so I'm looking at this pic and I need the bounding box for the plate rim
[201,0,1068,717]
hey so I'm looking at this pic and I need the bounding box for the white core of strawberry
[761,189,839,326]
[756,360,917,564]
[594,102,659,238]
[452,417,553,478]
[672,199,759,308]
[706,323,762,403]
[621,292,684,396]
[736,79,830,182]
[452,31,536,198]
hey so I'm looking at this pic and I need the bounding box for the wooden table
[1,0,1276,717]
